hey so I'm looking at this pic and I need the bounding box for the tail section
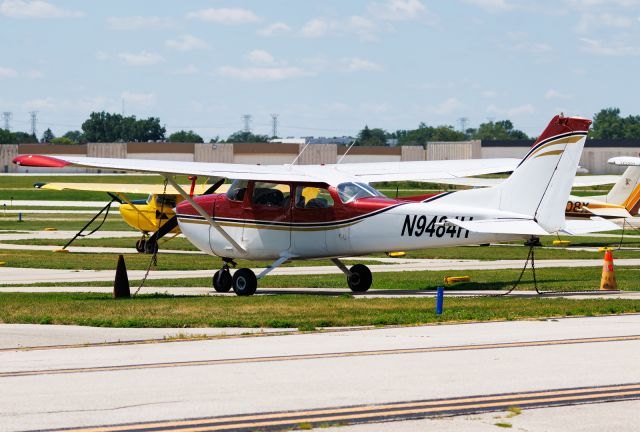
[442,115,591,233]
[605,166,640,215]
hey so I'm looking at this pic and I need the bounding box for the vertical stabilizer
[605,166,640,215]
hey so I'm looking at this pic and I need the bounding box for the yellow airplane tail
[605,166,640,215]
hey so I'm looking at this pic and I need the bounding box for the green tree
[51,136,75,145]
[81,111,165,142]
[41,128,55,143]
[590,108,640,139]
[395,123,466,146]
[168,130,204,143]
[225,131,269,143]
[12,132,38,143]
[62,130,85,144]
[356,126,387,146]
[473,120,529,140]
[0,128,14,144]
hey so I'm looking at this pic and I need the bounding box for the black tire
[232,268,257,296]
[135,239,146,253]
[347,264,372,292]
[144,239,159,254]
[212,269,232,292]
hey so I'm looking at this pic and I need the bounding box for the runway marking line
[3,334,639,379]
[53,383,640,432]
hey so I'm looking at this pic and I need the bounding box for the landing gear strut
[213,258,235,293]
[332,258,372,293]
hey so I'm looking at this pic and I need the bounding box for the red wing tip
[533,115,592,146]
[12,155,70,168]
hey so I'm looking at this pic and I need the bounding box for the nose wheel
[213,258,235,293]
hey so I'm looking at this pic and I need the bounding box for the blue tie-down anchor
[436,286,444,316]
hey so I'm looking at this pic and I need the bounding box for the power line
[2,112,11,131]
[458,117,468,133]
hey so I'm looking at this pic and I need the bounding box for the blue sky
[1,0,639,140]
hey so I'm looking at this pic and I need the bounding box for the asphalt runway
[1,315,639,431]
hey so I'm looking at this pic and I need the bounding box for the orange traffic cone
[599,249,618,291]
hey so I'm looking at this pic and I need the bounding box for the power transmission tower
[270,113,279,137]
[29,111,38,137]
[241,114,252,133]
[458,117,468,133]
[1,112,11,131]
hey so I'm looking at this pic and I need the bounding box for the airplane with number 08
[14,114,616,296]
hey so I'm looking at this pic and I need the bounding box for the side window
[226,180,248,202]
[252,182,291,208]
[295,186,334,209]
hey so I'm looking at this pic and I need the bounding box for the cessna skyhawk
[14,115,614,296]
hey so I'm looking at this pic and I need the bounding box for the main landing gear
[212,257,372,296]
[135,236,158,254]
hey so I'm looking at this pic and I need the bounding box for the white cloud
[118,51,165,66]
[301,18,330,37]
[580,37,640,55]
[359,102,392,113]
[369,0,429,20]
[174,64,200,75]
[258,22,291,36]
[106,16,173,30]
[25,69,43,79]
[0,0,84,19]
[23,97,57,110]
[506,32,552,53]
[246,49,275,65]
[487,103,536,117]
[0,66,18,78]
[218,66,312,81]
[575,12,633,32]
[566,0,639,7]
[95,51,111,61]
[463,0,515,12]
[482,90,498,98]
[343,58,382,72]
[120,91,156,107]
[545,89,571,100]
[165,35,208,51]
[346,15,377,41]
[430,97,464,115]
[187,8,260,24]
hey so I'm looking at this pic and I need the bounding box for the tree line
[0,108,639,145]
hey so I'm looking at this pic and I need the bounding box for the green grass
[0,249,382,271]
[3,236,200,251]
[3,266,639,292]
[0,218,132,231]
[0,292,639,328]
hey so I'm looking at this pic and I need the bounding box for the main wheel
[135,239,146,253]
[144,239,159,254]
[347,264,372,292]
[212,269,232,292]
[232,268,257,296]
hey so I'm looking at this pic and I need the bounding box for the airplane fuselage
[176,184,525,261]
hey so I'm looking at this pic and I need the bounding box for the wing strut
[163,175,247,255]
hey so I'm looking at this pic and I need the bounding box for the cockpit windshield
[336,182,384,203]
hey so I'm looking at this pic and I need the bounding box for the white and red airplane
[14,114,614,295]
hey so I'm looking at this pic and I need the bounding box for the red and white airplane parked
[14,115,614,295]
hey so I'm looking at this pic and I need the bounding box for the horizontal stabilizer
[584,206,632,218]
[561,217,620,235]
[445,218,549,235]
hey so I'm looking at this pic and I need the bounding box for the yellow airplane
[34,180,228,253]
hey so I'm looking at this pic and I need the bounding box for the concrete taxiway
[1,315,639,431]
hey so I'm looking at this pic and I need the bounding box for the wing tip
[12,154,70,168]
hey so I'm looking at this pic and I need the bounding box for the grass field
[2,266,639,292]
[0,292,638,328]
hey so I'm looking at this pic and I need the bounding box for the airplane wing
[34,182,229,195]
[609,156,640,166]
[561,218,620,235]
[14,154,521,186]
[428,175,620,188]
